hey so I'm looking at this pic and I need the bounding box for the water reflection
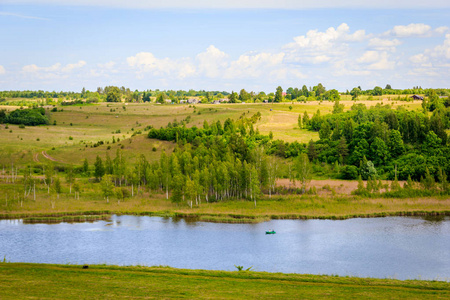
[0,216,449,281]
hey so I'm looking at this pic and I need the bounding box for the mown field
[0,263,449,299]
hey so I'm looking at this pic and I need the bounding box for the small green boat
[265,230,276,234]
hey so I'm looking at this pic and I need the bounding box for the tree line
[4,86,449,104]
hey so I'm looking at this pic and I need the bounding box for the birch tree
[295,153,312,194]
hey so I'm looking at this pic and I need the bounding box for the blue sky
[1,1,449,92]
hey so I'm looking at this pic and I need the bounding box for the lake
[1,215,449,281]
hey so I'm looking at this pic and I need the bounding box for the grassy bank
[0,263,449,299]
[1,194,449,223]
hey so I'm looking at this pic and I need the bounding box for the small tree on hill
[54,177,62,199]
[295,153,312,194]
[106,86,121,102]
[274,86,283,103]
[94,155,105,181]
[101,175,114,203]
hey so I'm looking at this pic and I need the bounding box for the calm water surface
[1,215,449,280]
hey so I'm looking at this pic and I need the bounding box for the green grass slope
[0,263,449,299]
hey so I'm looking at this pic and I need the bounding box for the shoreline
[1,209,449,223]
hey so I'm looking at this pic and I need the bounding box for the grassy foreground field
[1,263,449,299]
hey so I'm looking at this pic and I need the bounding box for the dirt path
[33,152,40,163]
[41,151,63,163]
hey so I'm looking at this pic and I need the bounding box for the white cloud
[22,61,86,74]
[21,60,87,80]
[0,65,6,75]
[435,26,449,34]
[311,55,331,64]
[23,63,61,73]
[61,60,86,72]
[357,51,394,70]
[127,52,195,79]
[410,33,450,68]
[357,51,380,64]
[196,45,229,78]
[410,53,429,65]
[283,23,367,69]
[289,23,366,51]
[97,61,116,69]
[89,61,119,77]
[368,38,401,51]
[225,52,286,78]
[407,68,439,77]
[385,23,432,37]
[429,33,450,60]
[5,0,450,9]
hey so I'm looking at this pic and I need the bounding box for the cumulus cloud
[435,26,449,35]
[21,60,86,80]
[224,52,286,79]
[127,52,195,79]
[283,23,367,68]
[357,51,381,64]
[196,45,229,78]
[288,23,366,51]
[22,61,86,74]
[97,61,116,69]
[368,38,401,51]
[410,53,430,65]
[127,46,306,82]
[410,33,450,68]
[0,65,6,75]
[89,61,119,77]
[429,33,450,60]
[311,55,331,64]
[357,51,394,70]
[385,23,432,37]
[61,60,86,72]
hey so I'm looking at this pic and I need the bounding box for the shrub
[6,108,49,126]
[340,165,359,179]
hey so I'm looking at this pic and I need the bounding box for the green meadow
[0,263,449,299]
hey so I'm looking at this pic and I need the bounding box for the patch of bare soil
[276,179,404,195]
